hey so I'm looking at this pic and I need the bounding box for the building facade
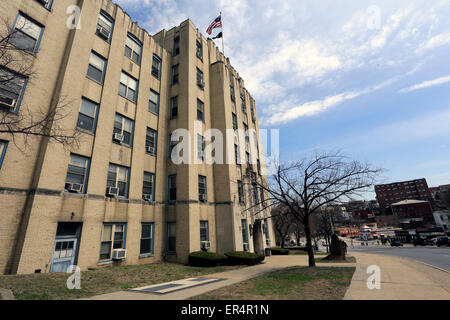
[374,178,433,213]
[0,0,274,274]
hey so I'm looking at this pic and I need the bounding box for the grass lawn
[289,250,328,256]
[191,266,355,300]
[316,256,356,263]
[0,263,243,300]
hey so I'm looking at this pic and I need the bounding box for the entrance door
[50,239,77,272]
[50,222,82,272]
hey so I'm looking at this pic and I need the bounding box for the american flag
[206,15,222,35]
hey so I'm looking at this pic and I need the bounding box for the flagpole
[220,11,225,57]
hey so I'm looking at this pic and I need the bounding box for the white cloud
[399,75,450,93]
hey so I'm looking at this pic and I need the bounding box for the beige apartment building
[0,0,274,275]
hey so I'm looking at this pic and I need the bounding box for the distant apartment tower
[374,178,433,213]
[0,0,274,274]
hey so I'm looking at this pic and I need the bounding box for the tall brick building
[374,178,434,213]
[0,0,274,274]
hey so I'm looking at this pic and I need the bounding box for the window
[96,11,113,41]
[145,128,157,155]
[148,90,159,114]
[252,183,259,204]
[87,52,106,84]
[140,223,154,255]
[119,72,138,102]
[113,113,133,146]
[76,98,98,133]
[34,0,53,9]
[100,223,126,260]
[257,159,261,175]
[151,54,161,79]
[197,99,204,122]
[171,64,179,84]
[65,154,89,192]
[10,13,44,55]
[253,131,258,149]
[264,218,270,239]
[173,36,180,56]
[238,180,244,203]
[142,172,155,201]
[168,175,176,202]
[196,40,203,59]
[250,104,256,122]
[124,34,142,64]
[167,222,176,253]
[246,152,250,165]
[198,175,207,201]
[168,133,178,159]
[107,164,129,197]
[244,123,249,142]
[170,96,178,119]
[241,219,249,249]
[0,67,27,112]
[196,68,204,88]
[234,144,241,165]
[0,140,8,170]
[230,83,235,102]
[200,221,209,241]
[241,94,247,114]
[260,188,265,206]
[197,134,205,160]
[232,113,238,131]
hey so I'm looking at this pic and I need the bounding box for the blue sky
[116,0,450,198]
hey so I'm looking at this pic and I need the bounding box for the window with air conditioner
[0,68,26,112]
[124,34,142,65]
[9,13,44,55]
[96,12,113,41]
[106,164,129,198]
[99,223,126,261]
[65,154,89,193]
[140,223,154,255]
[142,172,155,201]
[76,98,98,133]
[197,134,205,161]
[148,89,159,114]
[198,175,207,202]
[145,128,157,155]
[113,113,133,146]
[118,72,138,103]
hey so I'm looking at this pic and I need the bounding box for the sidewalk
[344,252,450,300]
[88,255,354,300]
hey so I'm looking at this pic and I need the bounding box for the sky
[115,0,450,199]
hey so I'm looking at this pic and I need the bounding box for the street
[347,244,450,272]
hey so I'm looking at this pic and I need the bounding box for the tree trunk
[304,223,316,267]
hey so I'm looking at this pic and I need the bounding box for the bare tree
[271,205,293,248]
[0,18,79,150]
[243,151,382,267]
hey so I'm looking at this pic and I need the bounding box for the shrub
[224,251,265,265]
[271,247,289,255]
[188,251,228,267]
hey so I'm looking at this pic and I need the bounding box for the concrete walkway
[344,252,450,300]
[88,255,354,300]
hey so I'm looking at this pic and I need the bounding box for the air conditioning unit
[142,193,152,201]
[96,26,110,40]
[112,248,126,260]
[147,146,155,154]
[0,95,16,110]
[113,133,124,143]
[243,243,249,251]
[199,194,207,202]
[266,239,271,246]
[200,241,211,251]
[197,79,205,89]
[106,186,119,197]
[65,183,83,193]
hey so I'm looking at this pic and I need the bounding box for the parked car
[436,237,449,247]
[425,238,435,246]
[413,238,426,246]
[390,240,403,247]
